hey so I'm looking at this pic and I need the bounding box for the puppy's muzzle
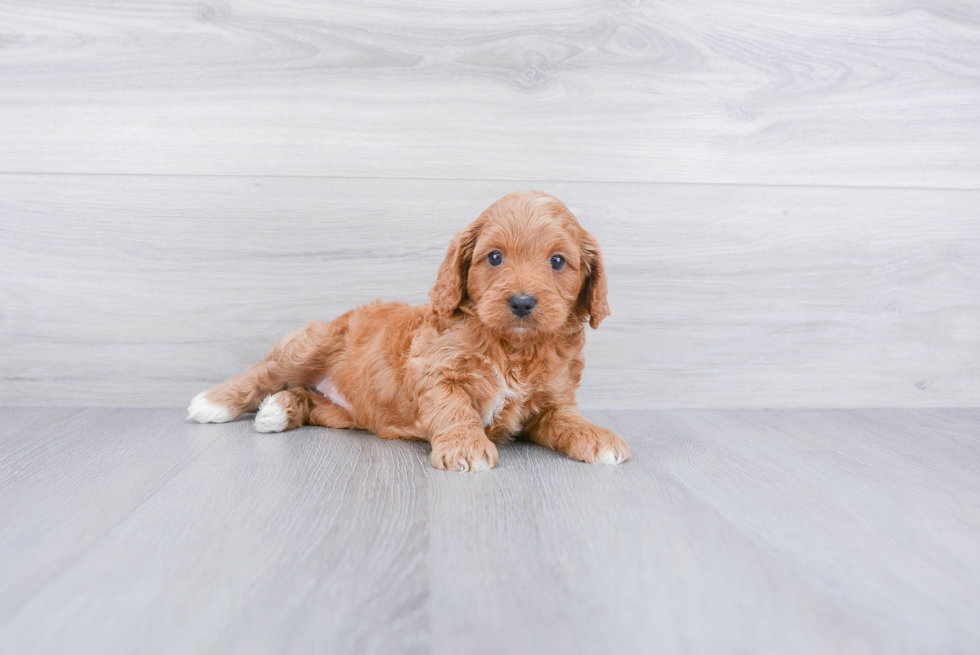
[508,293,537,318]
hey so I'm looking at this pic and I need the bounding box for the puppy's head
[430,190,609,338]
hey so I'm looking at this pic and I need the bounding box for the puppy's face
[430,191,608,339]
[466,208,584,337]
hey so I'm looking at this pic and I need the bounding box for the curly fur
[187,190,630,471]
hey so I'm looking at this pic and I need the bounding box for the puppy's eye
[550,254,566,271]
[487,251,503,267]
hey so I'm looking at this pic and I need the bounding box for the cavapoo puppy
[187,190,630,471]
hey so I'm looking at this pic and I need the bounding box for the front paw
[570,426,631,465]
[430,434,498,472]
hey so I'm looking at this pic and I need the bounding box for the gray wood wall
[1,1,978,408]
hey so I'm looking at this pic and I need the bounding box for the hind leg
[254,388,357,433]
[187,317,348,424]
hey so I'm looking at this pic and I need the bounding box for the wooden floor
[1,408,978,653]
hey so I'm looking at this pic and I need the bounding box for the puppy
[187,190,630,471]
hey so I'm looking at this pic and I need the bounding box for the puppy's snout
[508,294,537,318]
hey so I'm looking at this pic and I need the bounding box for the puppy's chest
[476,364,545,435]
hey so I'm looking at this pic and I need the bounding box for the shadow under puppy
[188,190,630,471]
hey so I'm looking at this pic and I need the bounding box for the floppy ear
[430,219,483,317]
[577,230,610,329]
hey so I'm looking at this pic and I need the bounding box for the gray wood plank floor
[1,408,978,654]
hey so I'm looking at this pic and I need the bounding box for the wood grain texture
[0,408,225,620]
[0,1,978,186]
[2,174,978,408]
[1,407,979,653]
[0,409,430,654]
[427,408,980,654]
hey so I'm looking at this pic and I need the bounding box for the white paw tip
[596,449,625,465]
[187,392,233,424]
[254,395,289,433]
[469,458,492,472]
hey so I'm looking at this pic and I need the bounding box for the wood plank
[0,407,81,456]
[656,409,980,650]
[426,408,980,654]
[1,408,978,652]
[0,408,225,620]
[0,414,431,654]
[0,1,978,186]
[2,174,978,408]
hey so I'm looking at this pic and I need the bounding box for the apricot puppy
[187,190,630,471]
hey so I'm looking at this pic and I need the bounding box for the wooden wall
[1,1,978,408]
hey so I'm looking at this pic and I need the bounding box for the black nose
[508,294,537,318]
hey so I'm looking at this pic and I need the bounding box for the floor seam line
[0,417,229,627]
